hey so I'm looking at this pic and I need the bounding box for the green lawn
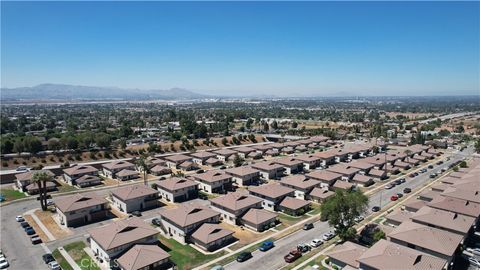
[308,206,322,215]
[52,249,74,270]
[278,212,305,226]
[0,188,26,202]
[56,184,78,193]
[64,241,100,270]
[158,235,225,270]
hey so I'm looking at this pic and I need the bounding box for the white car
[46,200,54,206]
[468,257,480,267]
[466,247,480,256]
[0,257,9,269]
[322,232,335,241]
[16,215,24,222]
[354,216,364,223]
[48,261,61,270]
[309,239,323,247]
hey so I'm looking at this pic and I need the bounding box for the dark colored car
[42,254,55,264]
[284,250,302,263]
[409,173,416,178]
[20,221,30,228]
[403,188,412,193]
[390,195,398,201]
[428,165,434,169]
[236,252,252,262]
[396,193,403,198]
[371,206,381,212]
[393,179,402,185]
[130,211,142,217]
[151,218,161,226]
[25,227,36,235]
[303,223,314,230]
[259,241,274,251]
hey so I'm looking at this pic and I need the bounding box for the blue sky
[1,1,479,96]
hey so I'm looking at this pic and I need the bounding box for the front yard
[0,187,26,202]
[64,241,100,270]
[158,235,226,270]
[52,249,73,270]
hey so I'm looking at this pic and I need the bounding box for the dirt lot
[23,214,49,242]
[220,222,273,249]
[34,209,71,239]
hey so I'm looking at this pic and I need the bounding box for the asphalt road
[224,147,473,270]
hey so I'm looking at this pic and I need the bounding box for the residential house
[102,160,136,179]
[249,183,295,211]
[279,197,311,216]
[351,174,374,187]
[155,177,198,202]
[15,170,56,193]
[384,209,413,226]
[251,161,285,180]
[225,166,260,186]
[63,165,99,186]
[55,193,109,227]
[387,220,464,264]
[214,149,237,162]
[326,164,361,180]
[410,206,475,236]
[158,203,220,244]
[308,188,334,203]
[116,169,140,181]
[210,191,263,225]
[111,184,159,213]
[294,154,321,170]
[192,170,232,194]
[357,239,447,270]
[88,217,159,269]
[326,241,367,269]
[279,175,321,200]
[274,157,303,174]
[191,223,235,251]
[116,244,171,270]
[240,208,278,232]
[306,170,342,189]
[234,146,256,159]
[164,154,192,169]
[150,165,172,176]
[190,151,217,165]
[75,175,102,188]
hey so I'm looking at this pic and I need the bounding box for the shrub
[2,161,8,167]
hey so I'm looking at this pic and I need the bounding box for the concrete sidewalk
[58,247,81,270]
[25,208,56,241]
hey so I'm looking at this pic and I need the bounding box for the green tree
[31,171,54,211]
[136,156,149,186]
[320,190,369,241]
[233,154,244,167]
[475,139,480,153]
[373,230,386,243]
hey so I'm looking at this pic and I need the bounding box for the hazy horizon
[2,1,479,96]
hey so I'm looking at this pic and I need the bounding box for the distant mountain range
[0,83,209,100]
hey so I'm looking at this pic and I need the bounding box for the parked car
[46,199,54,206]
[259,241,274,251]
[0,257,9,269]
[284,250,302,263]
[409,173,416,177]
[371,206,380,212]
[303,223,314,230]
[48,261,61,270]
[43,254,55,264]
[297,243,311,253]
[354,216,364,223]
[384,184,394,189]
[151,218,161,226]
[403,188,412,193]
[436,161,443,165]
[466,247,480,256]
[322,232,335,241]
[16,215,24,222]
[16,166,29,172]
[20,221,30,228]
[309,239,323,248]
[210,266,224,270]
[429,173,437,178]
[25,227,36,235]
[399,178,406,183]
[236,252,252,262]
[468,257,480,268]
[31,235,42,245]
[396,193,403,198]
[390,195,398,201]
[393,179,402,185]
[428,165,434,169]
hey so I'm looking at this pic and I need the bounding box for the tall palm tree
[136,156,149,186]
[31,171,53,211]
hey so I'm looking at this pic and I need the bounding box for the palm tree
[136,156,149,186]
[31,171,53,211]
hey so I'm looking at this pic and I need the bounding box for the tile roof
[102,160,135,170]
[112,184,158,201]
[117,169,139,177]
[88,217,159,251]
[214,149,237,156]
[164,154,191,163]
[441,186,480,203]
[190,151,217,159]
[63,165,98,176]
[249,183,294,199]
[193,170,232,183]
[402,197,429,212]
[385,209,413,224]
[210,192,262,211]
[15,170,54,181]
[388,220,463,257]
[191,223,234,244]
[241,208,277,225]
[55,193,107,213]
[274,157,304,167]
[349,161,375,170]
[251,161,284,171]
[326,241,367,268]
[155,177,198,191]
[279,197,310,210]
[306,170,342,183]
[333,180,354,190]
[75,175,101,184]
[411,206,475,234]
[308,188,334,199]
[427,196,480,218]
[280,175,320,190]
[160,203,220,227]
[116,244,170,270]
[357,239,447,270]
[225,166,260,177]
